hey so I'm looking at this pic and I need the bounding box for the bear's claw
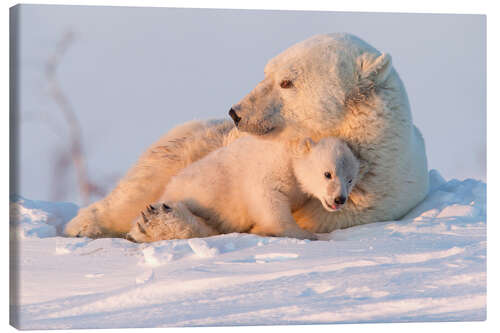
[139,203,176,227]
[141,203,172,222]
[141,211,149,223]
[146,205,157,215]
[128,202,186,242]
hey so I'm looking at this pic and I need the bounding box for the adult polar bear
[65,33,429,238]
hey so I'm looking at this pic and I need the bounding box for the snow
[9,170,486,329]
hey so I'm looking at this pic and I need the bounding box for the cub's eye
[324,172,332,179]
[280,79,294,89]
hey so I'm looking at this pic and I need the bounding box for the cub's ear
[300,137,316,153]
[346,53,392,107]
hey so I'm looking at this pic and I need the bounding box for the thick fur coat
[126,136,359,242]
[65,33,429,239]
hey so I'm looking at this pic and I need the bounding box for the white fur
[65,33,429,239]
[126,136,358,242]
[230,33,429,232]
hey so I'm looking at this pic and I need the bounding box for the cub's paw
[284,228,319,241]
[126,202,219,243]
[127,203,215,243]
[126,204,177,243]
[251,224,319,241]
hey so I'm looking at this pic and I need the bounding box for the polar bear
[64,33,429,239]
[125,136,360,243]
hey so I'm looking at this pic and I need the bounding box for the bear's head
[229,33,393,137]
[293,137,360,212]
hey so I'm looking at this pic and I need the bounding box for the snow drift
[9,170,486,329]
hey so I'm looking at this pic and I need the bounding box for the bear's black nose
[334,196,346,205]
[229,108,241,125]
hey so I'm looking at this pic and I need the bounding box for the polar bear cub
[126,136,359,243]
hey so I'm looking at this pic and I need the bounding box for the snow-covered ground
[9,170,486,329]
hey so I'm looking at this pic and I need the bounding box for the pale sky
[15,5,486,205]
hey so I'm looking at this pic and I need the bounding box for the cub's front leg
[249,191,318,240]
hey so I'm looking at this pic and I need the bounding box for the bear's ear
[359,52,392,84]
[346,53,392,107]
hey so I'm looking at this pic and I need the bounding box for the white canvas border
[1,1,496,333]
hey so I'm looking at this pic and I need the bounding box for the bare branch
[45,30,105,205]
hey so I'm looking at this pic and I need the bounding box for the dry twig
[45,30,105,205]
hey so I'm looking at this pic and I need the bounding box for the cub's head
[294,137,359,212]
[228,33,393,136]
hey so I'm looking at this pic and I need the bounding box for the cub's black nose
[229,108,241,125]
[334,196,346,205]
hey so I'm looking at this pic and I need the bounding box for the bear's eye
[324,172,332,179]
[280,79,294,89]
